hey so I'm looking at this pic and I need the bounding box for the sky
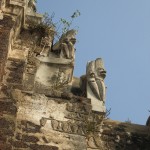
[37,0,150,125]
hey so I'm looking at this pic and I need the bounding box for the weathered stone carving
[81,58,106,112]
[57,70,69,84]
[51,120,86,135]
[50,69,71,90]
[87,58,106,102]
[40,36,53,56]
[28,0,36,12]
[87,135,104,149]
[40,117,47,126]
[53,30,77,60]
[40,29,55,57]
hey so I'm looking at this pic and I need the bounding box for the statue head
[87,58,106,80]
[60,29,77,44]
[95,58,106,79]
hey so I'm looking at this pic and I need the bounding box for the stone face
[53,29,77,60]
[82,58,106,112]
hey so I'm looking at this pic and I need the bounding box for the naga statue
[52,30,77,60]
[80,58,106,112]
[87,58,106,102]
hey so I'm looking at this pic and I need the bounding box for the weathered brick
[0,141,12,150]
[0,129,14,136]
[0,118,15,130]
[0,134,7,142]
[11,141,28,148]
[13,149,28,150]
[0,101,17,115]
[21,120,41,133]
[22,135,39,143]
[30,144,58,150]
[0,16,14,83]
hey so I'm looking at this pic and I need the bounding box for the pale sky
[37,0,150,125]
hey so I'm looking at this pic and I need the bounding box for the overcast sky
[37,0,150,125]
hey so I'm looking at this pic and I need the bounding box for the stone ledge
[21,90,91,105]
[36,56,73,65]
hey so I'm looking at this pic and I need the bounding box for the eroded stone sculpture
[86,58,106,112]
[28,0,36,12]
[87,58,106,102]
[52,29,77,60]
[40,29,55,56]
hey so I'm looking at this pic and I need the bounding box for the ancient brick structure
[0,1,150,150]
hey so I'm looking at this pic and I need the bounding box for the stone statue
[86,58,106,102]
[28,0,36,12]
[80,58,106,112]
[52,30,77,60]
[40,29,55,57]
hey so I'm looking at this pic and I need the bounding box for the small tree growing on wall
[28,10,80,42]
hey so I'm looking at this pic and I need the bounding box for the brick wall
[0,15,14,83]
[0,15,17,150]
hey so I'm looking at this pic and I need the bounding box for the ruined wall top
[0,0,42,26]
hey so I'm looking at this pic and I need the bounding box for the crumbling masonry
[0,1,150,150]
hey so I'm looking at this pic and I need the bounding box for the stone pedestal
[87,83,106,113]
[34,56,74,93]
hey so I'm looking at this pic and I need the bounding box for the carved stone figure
[40,35,53,56]
[52,30,77,60]
[39,28,55,57]
[28,0,36,12]
[85,58,106,112]
[57,70,67,84]
[87,58,106,102]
